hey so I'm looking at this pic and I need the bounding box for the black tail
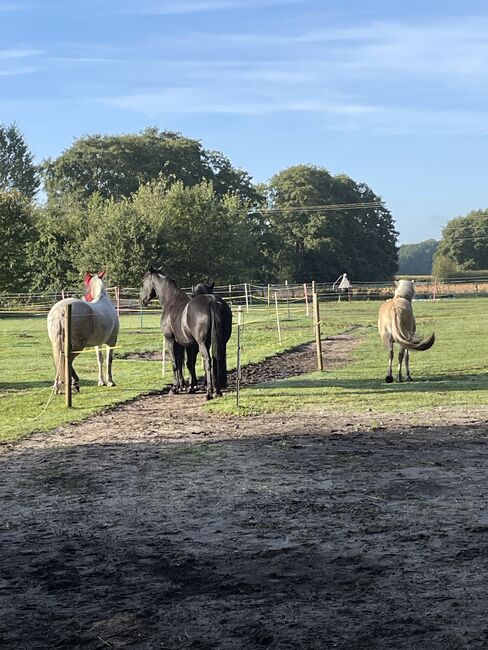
[210,300,227,392]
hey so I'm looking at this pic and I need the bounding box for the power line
[250,201,385,215]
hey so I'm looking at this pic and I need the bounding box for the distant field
[0,304,324,443]
[2,297,488,442]
[209,297,488,416]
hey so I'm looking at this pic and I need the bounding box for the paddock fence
[1,276,488,315]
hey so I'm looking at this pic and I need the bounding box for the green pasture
[209,297,488,416]
[0,302,324,443]
[2,297,488,443]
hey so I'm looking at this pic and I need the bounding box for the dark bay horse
[140,270,230,399]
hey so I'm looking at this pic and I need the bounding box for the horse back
[378,296,415,338]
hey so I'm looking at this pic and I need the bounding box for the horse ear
[98,271,106,279]
[394,280,399,286]
[84,272,92,285]
[210,281,215,292]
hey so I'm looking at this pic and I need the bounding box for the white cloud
[128,0,304,15]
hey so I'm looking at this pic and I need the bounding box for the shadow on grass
[0,380,53,391]
[258,372,488,395]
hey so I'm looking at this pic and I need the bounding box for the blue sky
[1,0,488,244]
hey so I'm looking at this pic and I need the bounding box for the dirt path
[3,332,488,649]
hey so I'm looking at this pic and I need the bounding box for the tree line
[1,123,399,292]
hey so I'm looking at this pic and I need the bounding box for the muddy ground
[2,333,488,649]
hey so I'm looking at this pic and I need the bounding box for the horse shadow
[259,371,488,396]
[0,380,53,391]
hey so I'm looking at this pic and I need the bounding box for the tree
[0,191,35,291]
[0,124,40,199]
[398,239,439,275]
[43,127,259,204]
[431,253,458,280]
[29,197,88,290]
[436,209,488,270]
[265,165,398,282]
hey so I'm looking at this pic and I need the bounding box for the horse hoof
[98,380,106,387]
[107,381,116,387]
[206,393,214,401]
[406,376,413,382]
[73,384,80,393]
[169,387,178,395]
[385,376,393,383]
[187,386,196,394]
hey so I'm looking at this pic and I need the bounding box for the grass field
[0,303,324,443]
[209,297,488,416]
[2,297,488,442]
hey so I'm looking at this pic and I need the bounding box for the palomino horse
[47,272,119,393]
[378,279,435,383]
[140,269,229,399]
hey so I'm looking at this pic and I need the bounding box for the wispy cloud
[129,0,303,14]
[0,2,36,10]
[0,48,42,59]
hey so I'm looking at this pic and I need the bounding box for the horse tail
[390,304,435,351]
[210,300,227,391]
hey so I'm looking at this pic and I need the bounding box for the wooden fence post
[313,292,323,371]
[303,282,309,317]
[244,283,249,313]
[64,303,72,408]
[115,286,120,316]
[267,283,271,306]
[274,292,282,343]
[285,279,291,319]
[236,306,242,408]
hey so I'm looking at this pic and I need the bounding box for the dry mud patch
[3,332,488,649]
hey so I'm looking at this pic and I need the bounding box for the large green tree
[265,165,398,282]
[70,180,259,287]
[0,191,35,291]
[436,209,488,270]
[0,124,40,199]
[43,127,260,204]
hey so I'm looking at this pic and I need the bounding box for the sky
[1,0,488,244]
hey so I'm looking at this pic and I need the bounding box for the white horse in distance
[47,272,119,394]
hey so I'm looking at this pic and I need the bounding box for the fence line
[2,277,488,313]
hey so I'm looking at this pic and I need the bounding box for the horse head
[84,271,106,302]
[193,281,215,296]
[140,269,160,306]
[394,279,415,301]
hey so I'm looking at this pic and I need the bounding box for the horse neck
[90,281,106,302]
[154,275,188,308]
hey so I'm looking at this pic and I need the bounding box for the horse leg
[385,338,394,383]
[198,342,214,400]
[167,340,183,393]
[52,345,63,394]
[405,350,413,381]
[95,345,106,386]
[71,363,80,393]
[186,345,198,393]
[397,347,405,382]
[105,344,116,387]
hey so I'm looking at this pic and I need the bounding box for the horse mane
[394,280,415,301]
[151,271,188,307]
